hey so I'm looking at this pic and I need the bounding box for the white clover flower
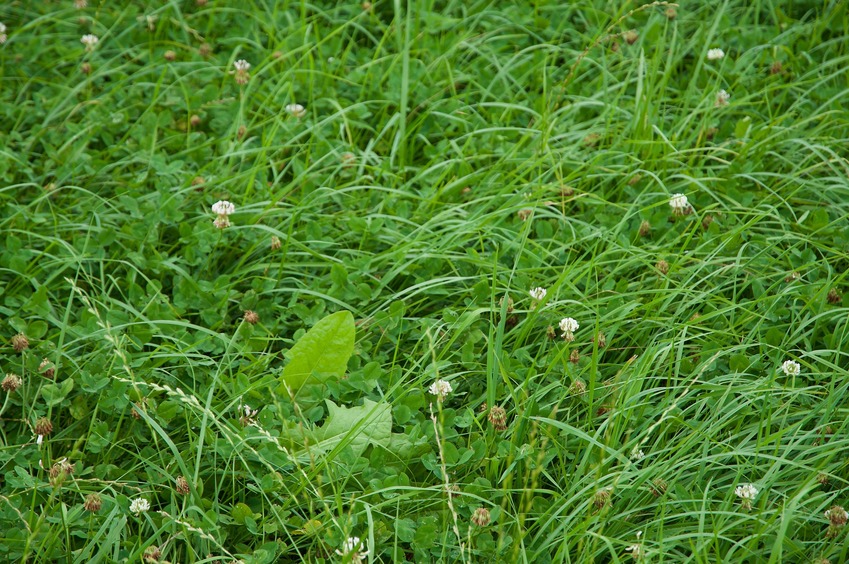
[715,89,730,107]
[336,536,368,563]
[669,193,689,215]
[286,103,307,118]
[781,360,800,376]
[735,483,758,509]
[211,200,235,216]
[81,34,99,51]
[559,317,579,341]
[233,59,251,84]
[529,287,547,301]
[428,379,453,401]
[707,48,725,61]
[735,483,758,500]
[74,0,88,8]
[630,447,645,461]
[129,497,151,516]
[36,434,44,446]
[0,23,7,44]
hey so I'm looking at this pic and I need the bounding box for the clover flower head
[781,360,800,376]
[81,34,99,51]
[129,497,150,516]
[0,22,7,44]
[428,379,453,401]
[530,287,547,301]
[825,505,848,526]
[707,48,725,60]
[336,536,368,563]
[211,200,235,216]
[715,89,731,107]
[233,59,250,72]
[559,317,579,341]
[669,193,689,214]
[286,103,307,118]
[735,483,758,500]
[630,447,645,461]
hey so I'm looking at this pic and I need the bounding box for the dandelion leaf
[276,311,355,393]
[312,399,392,456]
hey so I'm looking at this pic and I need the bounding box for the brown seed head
[702,214,714,230]
[272,50,283,59]
[191,176,205,188]
[546,325,557,340]
[705,127,718,140]
[39,358,55,379]
[270,235,282,250]
[827,288,841,304]
[785,271,801,283]
[593,488,611,509]
[569,379,586,396]
[488,406,508,431]
[517,208,533,221]
[478,402,488,413]
[471,507,491,527]
[650,477,668,496]
[628,174,642,186]
[656,259,669,275]
[81,62,92,74]
[595,332,606,348]
[362,1,373,10]
[826,505,848,527]
[499,296,514,314]
[237,125,247,139]
[176,475,190,495]
[131,399,147,420]
[623,30,638,45]
[164,50,176,61]
[817,473,830,486]
[143,545,162,563]
[11,333,29,352]
[189,114,202,127]
[35,417,53,436]
[770,61,783,75]
[638,220,651,237]
[196,0,208,6]
[583,133,601,147]
[198,43,212,57]
[84,492,102,511]
[244,310,260,325]
[505,315,519,328]
[560,185,574,198]
[665,7,677,19]
[49,459,75,485]
[570,349,580,364]
[2,373,22,392]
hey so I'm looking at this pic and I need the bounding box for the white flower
[74,0,88,8]
[211,200,235,216]
[707,48,725,61]
[36,434,44,446]
[81,34,99,51]
[0,22,7,44]
[625,544,643,559]
[233,59,250,72]
[780,360,800,376]
[428,379,453,401]
[529,287,547,301]
[669,193,689,214]
[630,448,645,461]
[336,536,368,563]
[286,103,307,118]
[734,482,759,510]
[715,89,730,107]
[559,317,579,341]
[129,497,151,515]
[825,506,849,522]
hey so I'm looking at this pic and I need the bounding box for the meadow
[1,1,849,562]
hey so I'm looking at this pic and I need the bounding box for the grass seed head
[176,475,190,495]
[656,259,669,275]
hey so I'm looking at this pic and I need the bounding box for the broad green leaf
[41,378,74,407]
[277,311,355,392]
[312,399,391,456]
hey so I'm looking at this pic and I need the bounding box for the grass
[1,0,849,562]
